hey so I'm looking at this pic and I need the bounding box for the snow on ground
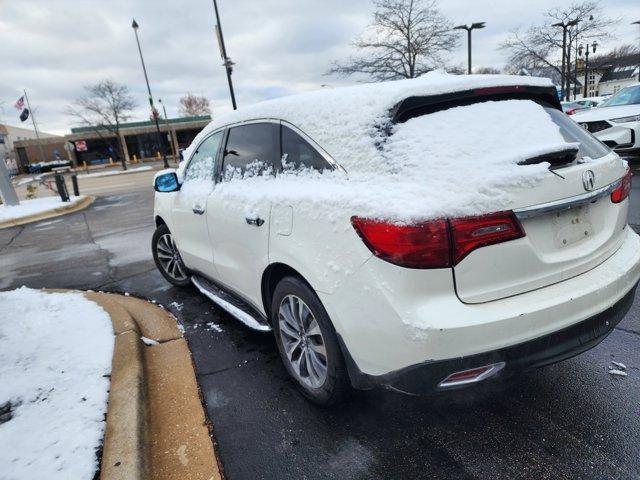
[0,196,85,222]
[175,73,595,222]
[0,287,113,480]
[77,165,152,179]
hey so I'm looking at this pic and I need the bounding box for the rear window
[544,106,610,160]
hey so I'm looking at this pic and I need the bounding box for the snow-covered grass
[0,287,114,480]
[77,165,152,179]
[0,196,85,223]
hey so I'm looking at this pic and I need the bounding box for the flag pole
[23,89,46,164]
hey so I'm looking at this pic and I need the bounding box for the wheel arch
[261,262,317,321]
[155,215,167,227]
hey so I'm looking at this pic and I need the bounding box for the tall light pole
[454,22,486,74]
[158,98,178,161]
[212,0,237,109]
[553,19,579,101]
[633,21,640,83]
[131,18,169,169]
[579,41,598,98]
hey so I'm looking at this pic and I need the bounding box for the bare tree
[501,1,617,99]
[328,0,458,81]
[474,66,501,74]
[66,79,136,170]
[178,93,211,117]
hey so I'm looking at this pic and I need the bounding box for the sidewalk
[86,291,222,480]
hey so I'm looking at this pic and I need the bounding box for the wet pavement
[1,174,640,479]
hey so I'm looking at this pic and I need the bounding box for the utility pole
[23,90,46,163]
[131,19,169,169]
[633,21,640,83]
[553,19,579,101]
[573,36,580,100]
[454,22,486,74]
[212,0,237,109]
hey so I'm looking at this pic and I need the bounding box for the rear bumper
[341,282,636,395]
[323,227,640,390]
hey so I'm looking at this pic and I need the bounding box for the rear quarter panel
[268,204,372,295]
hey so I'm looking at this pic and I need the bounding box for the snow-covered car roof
[175,72,585,222]
[184,71,553,173]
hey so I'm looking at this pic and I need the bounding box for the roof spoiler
[390,85,561,124]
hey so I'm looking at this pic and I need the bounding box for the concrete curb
[84,292,222,480]
[0,195,95,229]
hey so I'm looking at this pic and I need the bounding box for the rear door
[452,106,629,303]
[206,121,281,309]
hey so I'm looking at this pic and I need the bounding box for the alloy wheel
[278,294,328,388]
[156,233,188,281]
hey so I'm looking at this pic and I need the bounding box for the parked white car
[152,74,639,405]
[573,85,640,155]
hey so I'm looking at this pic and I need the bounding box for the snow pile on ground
[0,288,113,480]
[0,196,85,222]
[175,73,584,221]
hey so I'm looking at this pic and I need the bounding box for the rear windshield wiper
[518,147,579,169]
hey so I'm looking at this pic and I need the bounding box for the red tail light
[351,211,525,269]
[611,169,632,204]
[449,211,525,265]
[350,217,451,268]
[566,109,576,115]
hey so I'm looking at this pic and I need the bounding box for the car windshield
[599,85,640,107]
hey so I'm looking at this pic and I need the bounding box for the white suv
[573,85,640,155]
[152,75,639,405]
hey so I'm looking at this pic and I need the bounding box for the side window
[184,132,222,182]
[281,125,331,172]
[222,123,279,177]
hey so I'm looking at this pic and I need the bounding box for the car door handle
[245,216,265,227]
[192,206,205,215]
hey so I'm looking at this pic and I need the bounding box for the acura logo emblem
[582,170,595,191]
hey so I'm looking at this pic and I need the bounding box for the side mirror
[154,171,180,192]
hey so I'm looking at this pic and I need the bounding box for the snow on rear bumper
[320,226,640,379]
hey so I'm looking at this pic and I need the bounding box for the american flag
[14,96,25,110]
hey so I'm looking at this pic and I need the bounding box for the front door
[171,131,223,278]
[206,122,280,310]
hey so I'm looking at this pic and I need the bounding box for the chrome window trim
[514,179,621,220]
[184,128,225,178]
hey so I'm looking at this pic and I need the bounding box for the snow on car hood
[572,104,640,122]
[179,73,578,222]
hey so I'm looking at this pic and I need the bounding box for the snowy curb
[83,292,221,480]
[0,195,95,229]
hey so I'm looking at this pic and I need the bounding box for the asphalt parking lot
[2,173,640,479]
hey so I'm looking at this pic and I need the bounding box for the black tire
[271,276,353,405]
[151,224,191,287]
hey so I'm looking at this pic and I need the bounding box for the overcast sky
[0,0,638,134]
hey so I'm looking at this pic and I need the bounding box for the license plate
[553,205,593,248]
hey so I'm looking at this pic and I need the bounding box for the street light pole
[579,41,598,98]
[552,19,579,101]
[454,22,486,74]
[158,98,178,162]
[633,21,640,83]
[212,0,237,109]
[131,18,169,169]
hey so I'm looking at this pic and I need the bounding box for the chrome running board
[192,275,272,332]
